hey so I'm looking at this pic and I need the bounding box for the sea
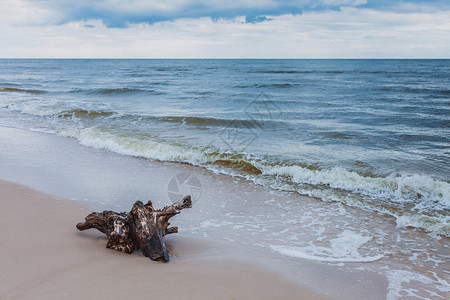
[0,59,449,298]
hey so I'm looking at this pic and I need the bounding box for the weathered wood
[76,195,192,262]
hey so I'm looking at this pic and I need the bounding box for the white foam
[264,165,449,206]
[262,164,450,236]
[386,270,448,300]
[5,99,61,116]
[395,214,449,231]
[68,126,213,166]
[270,230,384,263]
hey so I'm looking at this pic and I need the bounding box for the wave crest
[57,109,115,118]
[0,87,46,94]
[69,88,155,95]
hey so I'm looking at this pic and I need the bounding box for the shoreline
[2,125,448,299]
[0,180,323,299]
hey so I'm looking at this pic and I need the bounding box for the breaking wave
[57,109,116,118]
[57,126,450,237]
[0,87,46,94]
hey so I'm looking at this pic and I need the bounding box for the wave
[57,109,115,118]
[153,116,262,128]
[3,101,117,119]
[68,88,159,95]
[317,131,362,140]
[248,70,345,75]
[359,70,407,74]
[185,91,214,95]
[60,127,214,166]
[248,70,303,74]
[235,83,298,89]
[323,70,345,74]
[0,87,47,94]
[264,165,448,205]
[56,126,450,237]
[155,67,191,72]
[261,165,449,236]
[0,82,20,86]
[380,86,449,95]
[211,159,262,175]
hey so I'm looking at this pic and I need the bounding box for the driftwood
[76,195,192,262]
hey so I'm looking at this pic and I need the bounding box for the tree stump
[76,195,192,262]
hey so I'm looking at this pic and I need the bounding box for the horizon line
[1,58,449,60]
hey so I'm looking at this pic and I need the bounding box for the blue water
[0,59,449,236]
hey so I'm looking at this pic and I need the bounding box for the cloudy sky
[1,0,449,58]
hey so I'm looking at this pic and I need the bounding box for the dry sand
[0,180,324,300]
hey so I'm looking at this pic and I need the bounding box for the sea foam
[270,230,384,262]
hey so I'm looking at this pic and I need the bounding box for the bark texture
[76,195,192,262]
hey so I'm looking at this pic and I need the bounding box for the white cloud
[0,0,62,26]
[0,6,449,58]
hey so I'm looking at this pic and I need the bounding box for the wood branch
[165,226,178,235]
[76,195,192,262]
[76,211,135,253]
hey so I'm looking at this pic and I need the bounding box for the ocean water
[0,59,448,237]
[0,59,449,298]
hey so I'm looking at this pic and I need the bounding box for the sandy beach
[0,180,323,299]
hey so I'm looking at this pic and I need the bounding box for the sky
[0,0,449,58]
